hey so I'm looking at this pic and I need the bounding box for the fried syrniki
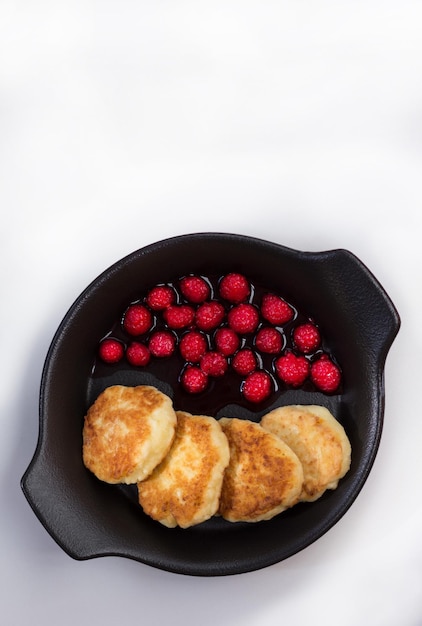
[261,405,351,502]
[82,385,176,484]
[138,411,230,528]
[218,418,303,523]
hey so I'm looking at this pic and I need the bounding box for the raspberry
[255,327,283,354]
[148,330,176,357]
[228,303,259,334]
[122,304,153,336]
[293,322,321,353]
[146,285,175,310]
[200,351,228,377]
[163,304,195,329]
[261,293,294,325]
[98,338,124,363]
[126,341,151,366]
[232,349,257,376]
[241,370,272,403]
[219,273,250,303]
[179,275,210,303]
[274,351,310,387]
[214,327,240,356]
[310,354,341,393]
[181,366,208,394]
[195,301,225,331]
[179,331,208,362]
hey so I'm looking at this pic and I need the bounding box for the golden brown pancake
[138,411,230,528]
[82,385,176,484]
[218,418,303,523]
[261,405,351,502]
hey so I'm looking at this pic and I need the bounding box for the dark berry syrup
[88,273,342,419]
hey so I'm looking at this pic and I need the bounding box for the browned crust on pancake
[261,405,351,501]
[82,385,175,483]
[138,411,229,528]
[218,418,303,522]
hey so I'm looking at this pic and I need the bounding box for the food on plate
[95,271,343,406]
[241,370,273,403]
[274,350,310,387]
[218,418,304,523]
[179,330,208,362]
[122,304,153,336]
[138,411,230,528]
[82,385,176,484]
[260,292,294,325]
[214,327,240,356]
[146,284,175,310]
[218,272,250,303]
[292,322,321,353]
[227,303,260,334]
[125,341,151,367]
[98,337,125,364]
[254,326,284,354]
[163,304,195,329]
[147,330,176,358]
[82,381,352,526]
[231,348,258,376]
[310,355,342,393]
[194,300,226,331]
[180,365,209,394]
[179,275,211,303]
[200,351,228,377]
[261,405,351,502]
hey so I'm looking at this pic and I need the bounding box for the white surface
[1,1,421,624]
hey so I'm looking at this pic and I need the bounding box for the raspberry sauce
[91,272,342,415]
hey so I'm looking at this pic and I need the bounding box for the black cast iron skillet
[21,233,400,576]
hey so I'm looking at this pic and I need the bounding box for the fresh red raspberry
[261,293,294,325]
[293,322,321,353]
[126,342,151,367]
[214,327,240,356]
[146,285,175,310]
[255,327,284,354]
[179,275,210,303]
[122,304,153,336]
[219,273,250,303]
[180,366,208,394]
[200,351,228,377]
[241,370,272,403]
[148,330,176,357]
[232,349,258,376]
[179,331,208,362]
[310,354,341,393]
[163,304,195,329]
[195,301,225,331]
[274,351,310,387]
[228,303,259,334]
[98,338,124,363]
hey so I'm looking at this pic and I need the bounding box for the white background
[1,1,422,625]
